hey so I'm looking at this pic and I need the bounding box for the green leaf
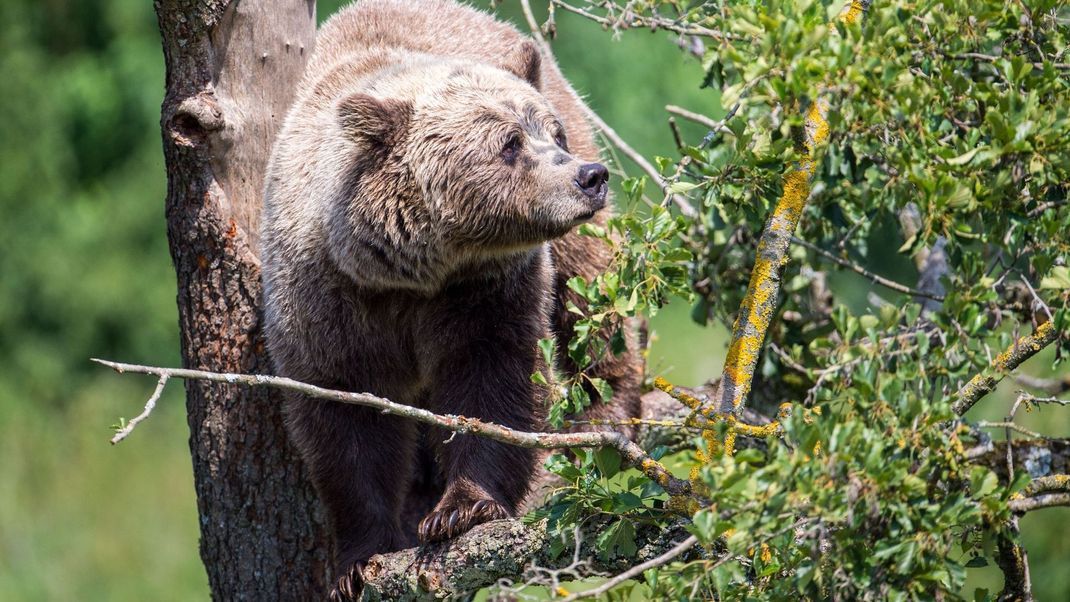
[1040,266,1070,290]
[537,337,556,367]
[596,519,637,560]
[594,447,622,479]
[945,147,982,166]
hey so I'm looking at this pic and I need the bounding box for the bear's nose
[575,162,609,203]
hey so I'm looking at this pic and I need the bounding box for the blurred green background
[0,1,1064,599]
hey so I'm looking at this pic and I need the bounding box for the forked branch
[93,358,691,497]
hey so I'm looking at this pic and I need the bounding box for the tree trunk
[154,1,329,599]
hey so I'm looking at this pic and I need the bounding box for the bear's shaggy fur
[261,0,643,597]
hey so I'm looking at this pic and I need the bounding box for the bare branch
[664,104,733,133]
[951,322,1060,415]
[93,358,691,496]
[110,375,169,444]
[558,535,698,601]
[548,0,733,41]
[791,236,945,301]
[1009,492,1070,513]
[1014,373,1070,395]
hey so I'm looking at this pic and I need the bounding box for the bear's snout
[574,163,609,210]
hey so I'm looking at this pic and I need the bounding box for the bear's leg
[287,399,416,599]
[417,353,539,543]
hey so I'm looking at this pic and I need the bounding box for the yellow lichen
[840,0,867,25]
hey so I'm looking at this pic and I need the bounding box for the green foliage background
[0,0,1064,599]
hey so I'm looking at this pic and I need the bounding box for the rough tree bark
[154,1,328,599]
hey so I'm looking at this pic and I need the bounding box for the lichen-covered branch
[359,518,699,601]
[951,321,1059,415]
[967,438,1070,481]
[94,359,691,497]
[714,1,869,415]
[994,517,1033,602]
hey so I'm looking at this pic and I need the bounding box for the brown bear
[261,0,643,598]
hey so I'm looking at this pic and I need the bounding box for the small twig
[110,375,169,444]
[1014,373,1070,395]
[975,420,1045,440]
[557,535,698,601]
[1018,275,1053,323]
[548,0,733,41]
[93,358,692,496]
[664,104,733,133]
[519,0,696,217]
[791,236,945,301]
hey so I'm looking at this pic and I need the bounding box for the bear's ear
[500,40,542,90]
[337,93,412,147]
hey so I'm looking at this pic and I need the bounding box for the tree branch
[93,359,691,497]
[664,104,732,134]
[791,236,945,301]
[558,535,698,601]
[547,0,733,41]
[360,517,699,600]
[110,375,168,444]
[994,517,1033,601]
[713,2,869,416]
[951,322,1059,415]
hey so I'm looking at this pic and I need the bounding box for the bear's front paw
[417,498,509,543]
[329,562,365,602]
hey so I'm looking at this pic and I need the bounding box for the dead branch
[664,104,732,134]
[94,358,691,497]
[110,375,168,444]
[558,535,698,601]
[791,236,945,301]
[547,0,734,41]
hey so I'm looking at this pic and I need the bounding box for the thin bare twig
[664,104,733,133]
[110,375,169,444]
[93,358,691,496]
[558,535,698,601]
[548,0,733,41]
[791,236,945,301]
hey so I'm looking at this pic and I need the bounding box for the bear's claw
[329,562,365,602]
[417,498,508,543]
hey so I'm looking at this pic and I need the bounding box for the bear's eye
[554,130,569,152]
[501,133,523,164]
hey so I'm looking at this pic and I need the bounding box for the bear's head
[331,42,607,286]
